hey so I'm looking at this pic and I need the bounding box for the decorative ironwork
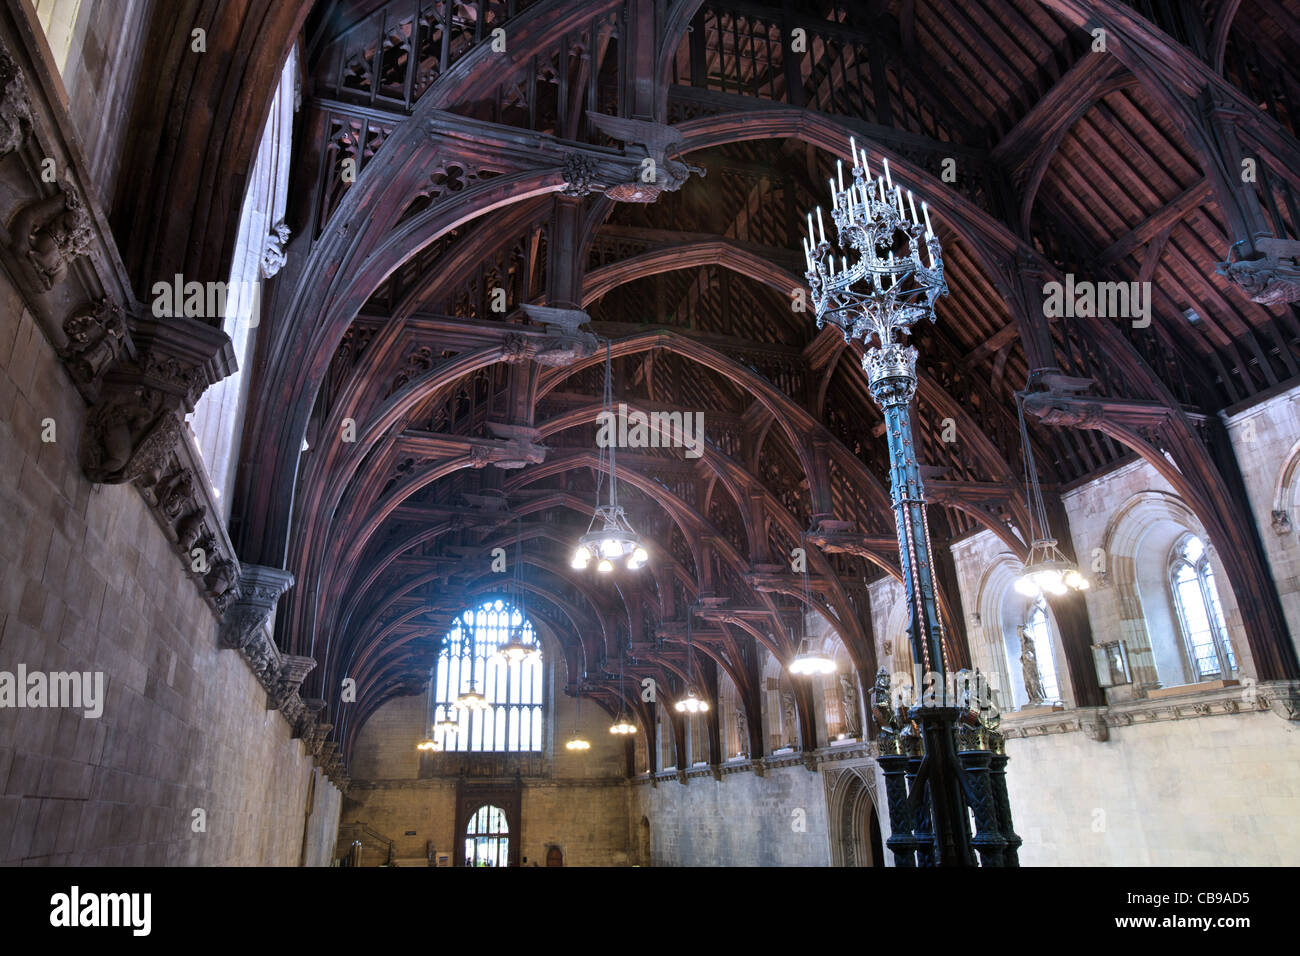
[803,139,1017,867]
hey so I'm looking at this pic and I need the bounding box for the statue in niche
[734,706,748,757]
[1019,625,1046,706]
[839,673,861,737]
[781,691,797,747]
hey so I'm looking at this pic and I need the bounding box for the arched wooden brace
[235,0,635,570]
[115,0,312,293]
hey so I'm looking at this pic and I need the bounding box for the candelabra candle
[803,140,948,362]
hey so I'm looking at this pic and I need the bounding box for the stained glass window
[433,599,543,752]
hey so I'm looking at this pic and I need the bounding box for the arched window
[1169,534,1237,679]
[464,805,509,867]
[433,599,543,752]
[1020,597,1061,705]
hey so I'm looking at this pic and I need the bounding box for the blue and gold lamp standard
[802,141,1018,867]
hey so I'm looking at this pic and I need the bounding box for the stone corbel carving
[272,654,317,709]
[294,699,326,741]
[1259,681,1300,722]
[1272,509,1292,535]
[1077,708,1110,742]
[261,220,291,278]
[219,564,295,652]
[10,173,94,290]
[306,718,332,757]
[79,313,234,485]
[58,299,127,393]
[0,41,33,157]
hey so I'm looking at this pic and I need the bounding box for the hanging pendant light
[673,604,710,714]
[609,641,637,735]
[572,340,648,573]
[496,515,541,664]
[1014,390,1089,597]
[789,532,837,676]
[565,680,592,751]
[454,623,490,712]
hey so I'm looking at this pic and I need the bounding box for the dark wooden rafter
[136,0,1299,769]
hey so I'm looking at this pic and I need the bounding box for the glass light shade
[496,628,539,664]
[609,714,637,735]
[455,683,489,712]
[434,716,459,734]
[1017,539,1088,597]
[416,738,440,752]
[674,688,709,713]
[574,505,645,573]
[790,650,837,676]
[565,734,591,751]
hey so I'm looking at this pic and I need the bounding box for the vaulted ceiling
[124,0,1299,766]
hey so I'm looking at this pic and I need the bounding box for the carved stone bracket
[220,564,294,651]
[57,298,128,399]
[80,313,235,485]
[9,172,94,291]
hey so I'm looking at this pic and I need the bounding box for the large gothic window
[434,600,543,752]
[1169,535,1237,680]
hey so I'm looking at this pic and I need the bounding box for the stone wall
[27,0,154,206]
[630,762,833,866]
[0,274,339,865]
[341,671,631,866]
[1003,708,1300,866]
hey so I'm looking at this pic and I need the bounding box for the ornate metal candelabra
[803,140,1017,867]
